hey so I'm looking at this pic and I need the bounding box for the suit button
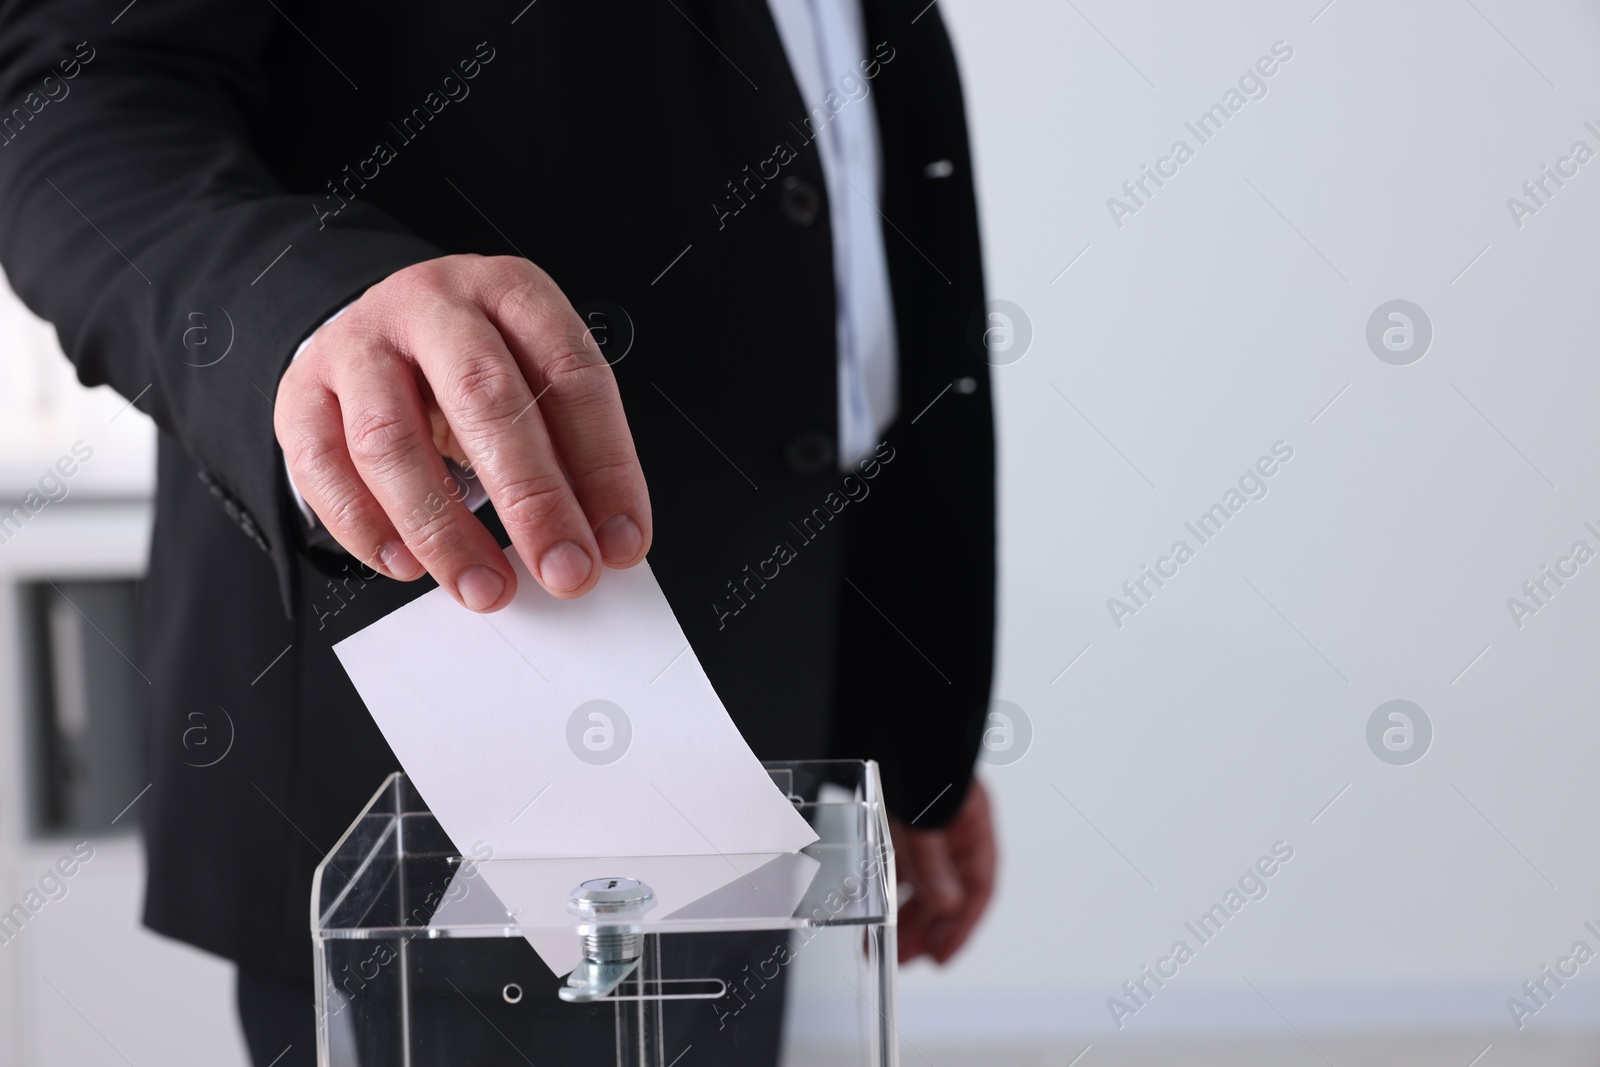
[784,430,834,475]
[780,177,820,227]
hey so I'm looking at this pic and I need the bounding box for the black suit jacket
[0,0,994,981]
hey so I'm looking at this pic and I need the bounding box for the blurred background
[4,0,1600,1063]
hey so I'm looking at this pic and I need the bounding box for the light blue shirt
[766,0,899,466]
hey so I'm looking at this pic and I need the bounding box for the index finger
[479,262,652,568]
[405,299,604,598]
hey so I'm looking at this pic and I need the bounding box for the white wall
[900,0,1600,1048]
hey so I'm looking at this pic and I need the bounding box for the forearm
[0,0,441,610]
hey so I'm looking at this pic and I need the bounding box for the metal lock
[558,877,656,1003]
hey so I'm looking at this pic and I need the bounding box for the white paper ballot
[333,551,819,862]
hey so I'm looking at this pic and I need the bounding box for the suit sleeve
[0,1,443,615]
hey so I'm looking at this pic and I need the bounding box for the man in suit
[0,0,996,1062]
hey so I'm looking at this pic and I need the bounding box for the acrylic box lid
[312,759,896,963]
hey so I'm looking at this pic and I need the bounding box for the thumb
[906,832,962,915]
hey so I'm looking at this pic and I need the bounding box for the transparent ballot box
[313,759,898,1066]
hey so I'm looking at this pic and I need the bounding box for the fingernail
[931,876,960,904]
[594,514,643,564]
[457,564,506,611]
[539,540,594,592]
[378,538,423,580]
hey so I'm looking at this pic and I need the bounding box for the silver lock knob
[571,877,652,911]
[558,877,655,1003]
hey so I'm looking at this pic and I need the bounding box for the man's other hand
[275,255,652,612]
[889,778,997,964]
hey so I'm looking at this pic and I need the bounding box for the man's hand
[275,254,651,612]
[889,778,996,964]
